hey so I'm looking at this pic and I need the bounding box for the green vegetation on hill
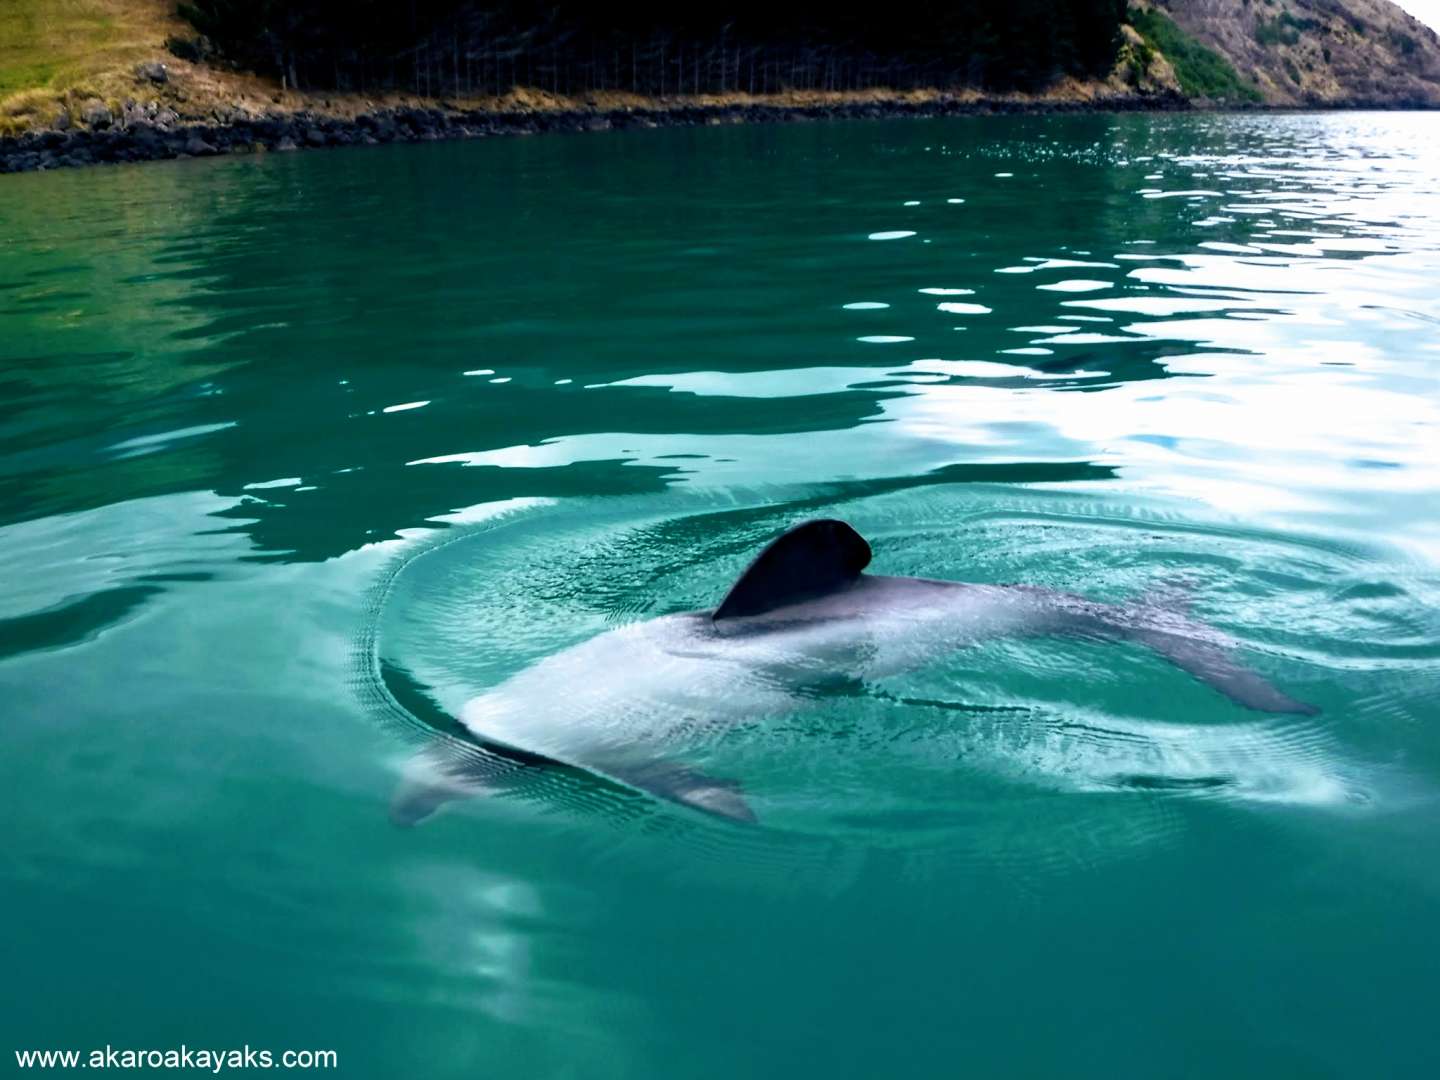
[1130,5,1262,101]
[1256,11,1320,47]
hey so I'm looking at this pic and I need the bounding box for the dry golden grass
[0,0,184,127]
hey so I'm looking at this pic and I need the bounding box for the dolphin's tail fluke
[1099,587,1319,716]
[1126,623,1319,716]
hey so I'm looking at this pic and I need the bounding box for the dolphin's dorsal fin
[713,519,871,620]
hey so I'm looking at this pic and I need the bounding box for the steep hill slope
[1154,0,1440,105]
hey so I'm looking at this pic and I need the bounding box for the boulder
[137,61,169,84]
[184,135,218,156]
[129,124,161,148]
[80,100,112,129]
[53,110,71,132]
[275,135,299,151]
[305,127,327,146]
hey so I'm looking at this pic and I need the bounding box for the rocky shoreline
[0,93,1201,175]
[6,89,1436,175]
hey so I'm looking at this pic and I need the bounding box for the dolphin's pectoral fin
[713,518,872,620]
[1129,627,1319,716]
[389,737,563,826]
[389,740,529,826]
[604,758,758,824]
[389,747,491,826]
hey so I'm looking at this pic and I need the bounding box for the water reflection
[1,113,1436,573]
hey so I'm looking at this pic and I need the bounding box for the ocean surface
[2,111,1438,1078]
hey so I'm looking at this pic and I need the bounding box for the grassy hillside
[0,0,186,129]
[0,0,181,97]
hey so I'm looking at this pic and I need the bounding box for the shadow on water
[0,584,160,660]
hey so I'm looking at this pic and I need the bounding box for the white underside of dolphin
[399,519,1319,823]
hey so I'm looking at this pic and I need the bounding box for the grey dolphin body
[396,519,1316,823]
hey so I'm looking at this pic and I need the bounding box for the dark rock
[53,110,71,131]
[137,61,169,84]
[0,92,1223,178]
[80,100,112,128]
[89,133,123,162]
[253,116,286,140]
[129,124,161,148]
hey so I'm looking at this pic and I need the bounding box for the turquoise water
[3,111,1439,1077]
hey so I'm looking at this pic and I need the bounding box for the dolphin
[391,519,1317,824]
